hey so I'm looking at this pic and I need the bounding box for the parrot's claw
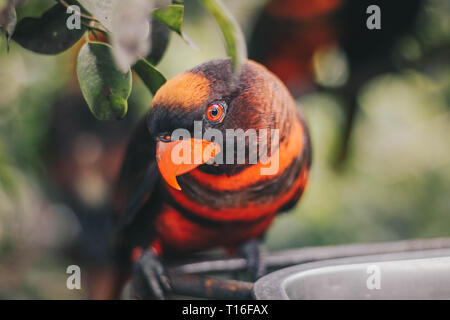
[131,249,171,300]
[239,239,267,281]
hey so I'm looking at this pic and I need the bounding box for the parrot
[110,58,311,299]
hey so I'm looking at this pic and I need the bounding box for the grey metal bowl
[253,249,450,300]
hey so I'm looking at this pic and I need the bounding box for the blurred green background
[0,0,449,298]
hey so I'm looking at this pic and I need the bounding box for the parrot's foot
[239,239,266,281]
[131,249,171,300]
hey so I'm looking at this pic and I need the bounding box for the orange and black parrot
[111,58,311,299]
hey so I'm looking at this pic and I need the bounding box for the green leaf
[146,16,171,65]
[133,59,166,96]
[12,2,86,54]
[153,4,183,36]
[145,0,178,65]
[77,42,132,120]
[152,4,197,49]
[199,0,247,76]
[78,0,118,31]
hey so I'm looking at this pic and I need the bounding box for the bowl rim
[252,248,450,300]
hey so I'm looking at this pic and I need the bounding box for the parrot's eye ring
[206,102,226,123]
[159,133,172,142]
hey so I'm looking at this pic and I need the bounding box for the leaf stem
[82,22,108,36]
[199,0,247,76]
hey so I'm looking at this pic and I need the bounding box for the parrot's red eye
[159,133,172,142]
[206,103,225,123]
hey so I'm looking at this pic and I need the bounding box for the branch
[82,22,108,36]
[169,237,450,275]
[169,274,253,300]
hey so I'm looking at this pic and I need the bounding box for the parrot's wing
[111,116,164,262]
[112,117,160,222]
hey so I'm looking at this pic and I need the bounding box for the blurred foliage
[267,69,450,249]
[0,0,448,299]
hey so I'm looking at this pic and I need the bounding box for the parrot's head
[147,58,293,190]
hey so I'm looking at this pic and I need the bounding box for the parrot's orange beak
[156,138,221,190]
